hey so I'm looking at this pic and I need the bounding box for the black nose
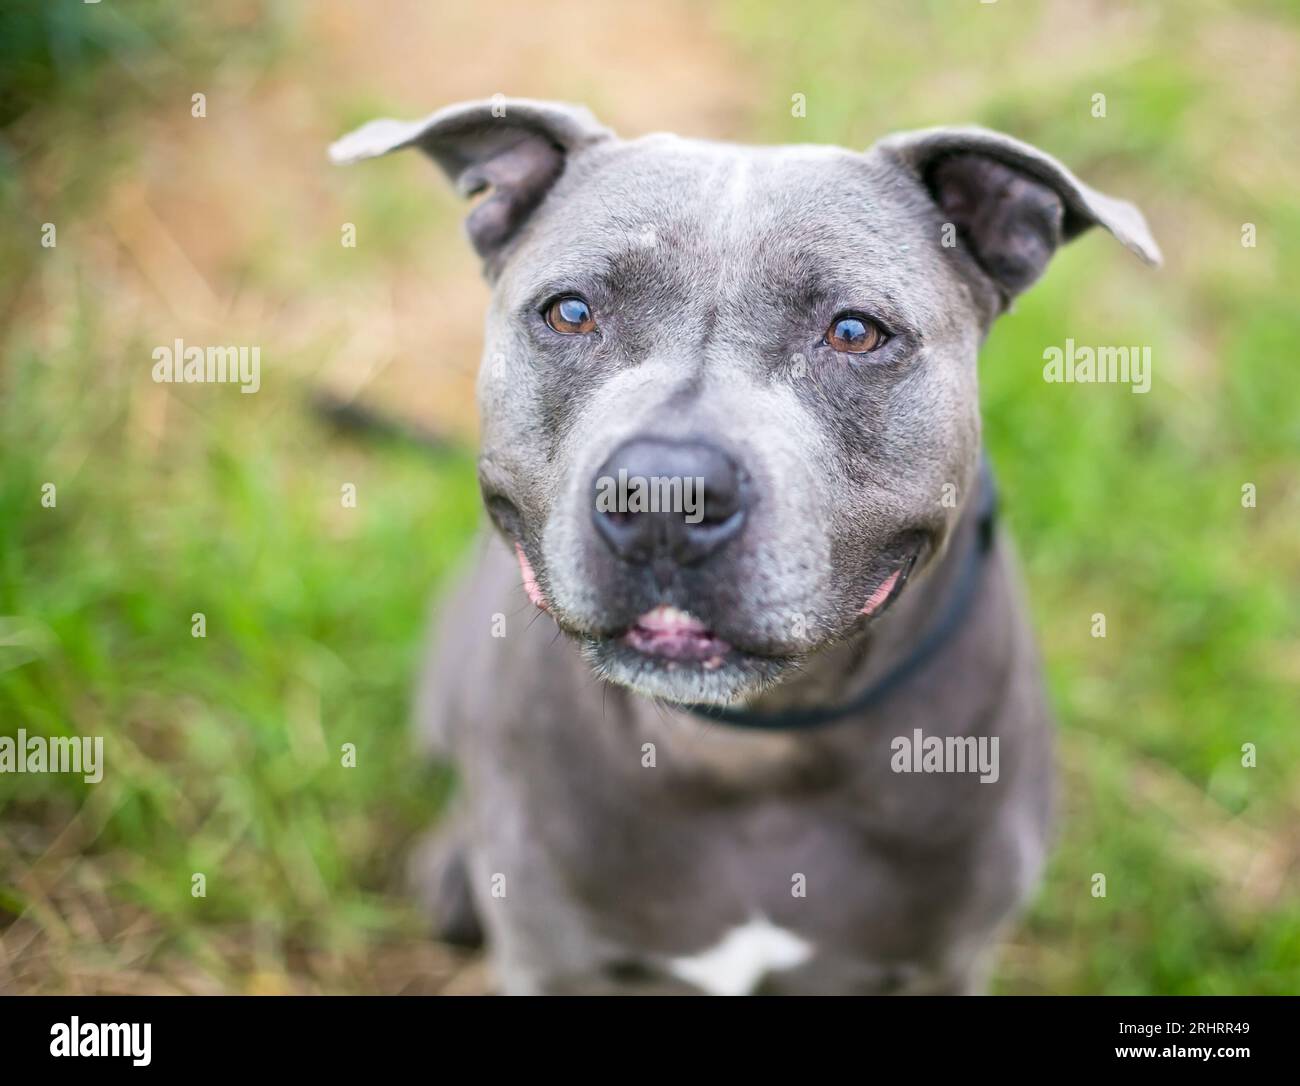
[592,438,747,566]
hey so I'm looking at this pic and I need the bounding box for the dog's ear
[875,126,1160,309]
[330,98,612,267]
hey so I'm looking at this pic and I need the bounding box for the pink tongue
[626,605,730,665]
[860,568,902,616]
[515,543,548,611]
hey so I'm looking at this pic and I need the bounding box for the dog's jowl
[332,100,1159,995]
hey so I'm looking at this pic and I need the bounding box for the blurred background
[1,0,1298,994]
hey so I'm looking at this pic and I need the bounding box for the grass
[2,0,1299,993]
[1,329,481,991]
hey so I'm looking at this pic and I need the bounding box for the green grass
[0,322,480,988]
[2,0,1299,993]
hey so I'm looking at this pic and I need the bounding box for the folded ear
[330,98,613,268]
[875,126,1160,308]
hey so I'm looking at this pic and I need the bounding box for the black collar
[684,457,999,731]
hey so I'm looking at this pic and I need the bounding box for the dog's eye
[824,313,887,354]
[544,295,597,334]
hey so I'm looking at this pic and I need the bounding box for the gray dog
[331,99,1159,995]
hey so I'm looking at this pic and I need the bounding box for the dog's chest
[535,790,981,993]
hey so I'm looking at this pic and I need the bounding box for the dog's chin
[581,636,794,706]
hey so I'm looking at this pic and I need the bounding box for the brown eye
[544,295,597,334]
[825,313,887,354]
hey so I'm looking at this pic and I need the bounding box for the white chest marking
[666,916,813,996]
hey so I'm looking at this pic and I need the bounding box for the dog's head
[332,99,1159,705]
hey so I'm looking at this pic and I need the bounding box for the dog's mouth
[597,606,787,690]
[615,543,914,666]
[588,622,790,706]
[506,521,927,704]
[514,533,922,632]
[623,605,733,667]
[585,538,925,704]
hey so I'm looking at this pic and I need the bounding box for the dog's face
[482,136,987,706]
[333,100,1158,705]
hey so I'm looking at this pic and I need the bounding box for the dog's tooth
[638,604,708,632]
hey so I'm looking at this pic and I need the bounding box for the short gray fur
[333,99,1158,995]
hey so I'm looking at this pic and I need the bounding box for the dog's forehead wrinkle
[545,137,874,247]
[501,134,969,353]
